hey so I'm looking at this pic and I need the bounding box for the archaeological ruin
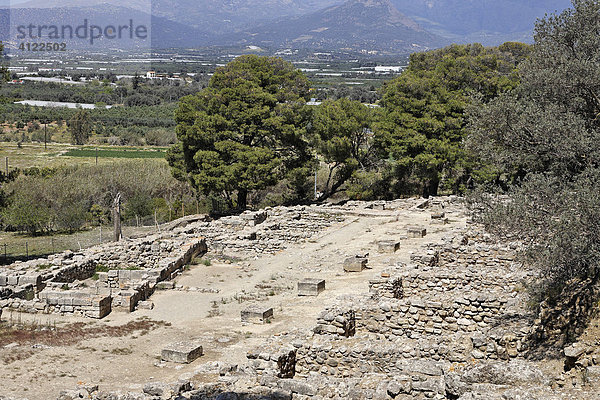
[0,197,599,400]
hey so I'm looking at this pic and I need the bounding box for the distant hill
[215,0,446,53]
[390,0,572,45]
[8,0,343,35]
[0,0,575,53]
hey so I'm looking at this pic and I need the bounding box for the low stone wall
[0,236,207,318]
[314,308,356,337]
[38,290,112,319]
[360,295,508,338]
[246,347,297,379]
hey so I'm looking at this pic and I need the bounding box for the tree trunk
[422,177,440,199]
[237,189,248,210]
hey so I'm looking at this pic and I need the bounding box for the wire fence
[0,222,161,265]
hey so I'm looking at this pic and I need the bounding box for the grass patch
[0,319,169,349]
[95,263,110,273]
[63,149,165,159]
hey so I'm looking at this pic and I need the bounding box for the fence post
[25,242,28,258]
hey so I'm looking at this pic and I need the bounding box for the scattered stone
[431,211,446,219]
[156,281,175,290]
[137,300,154,310]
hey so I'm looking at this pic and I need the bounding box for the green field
[63,148,166,159]
[0,142,170,170]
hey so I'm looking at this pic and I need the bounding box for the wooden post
[314,168,317,200]
[154,209,161,233]
[113,193,122,242]
[44,121,47,150]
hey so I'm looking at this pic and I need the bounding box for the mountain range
[0,0,573,54]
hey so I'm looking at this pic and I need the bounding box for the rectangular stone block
[7,276,18,286]
[118,270,132,280]
[72,297,92,307]
[85,306,110,319]
[431,212,446,219]
[241,306,274,324]
[161,341,203,364]
[344,257,368,272]
[0,275,6,286]
[112,291,139,312]
[19,274,42,288]
[92,295,112,309]
[156,281,175,290]
[377,241,400,253]
[407,227,427,238]
[298,279,325,296]
[129,270,146,281]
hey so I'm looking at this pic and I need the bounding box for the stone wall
[0,206,348,319]
[0,231,207,318]
[38,290,112,319]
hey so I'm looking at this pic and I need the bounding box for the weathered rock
[277,379,317,396]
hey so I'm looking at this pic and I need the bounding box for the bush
[1,160,196,234]
[467,0,600,296]
[145,128,177,146]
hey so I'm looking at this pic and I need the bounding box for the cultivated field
[0,142,167,171]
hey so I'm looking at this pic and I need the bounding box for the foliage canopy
[377,42,530,197]
[167,55,313,209]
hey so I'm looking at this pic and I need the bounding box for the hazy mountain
[390,0,572,44]
[0,0,576,52]
[216,0,445,53]
[8,0,344,34]
[0,4,210,49]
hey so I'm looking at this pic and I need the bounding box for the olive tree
[468,0,600,293]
